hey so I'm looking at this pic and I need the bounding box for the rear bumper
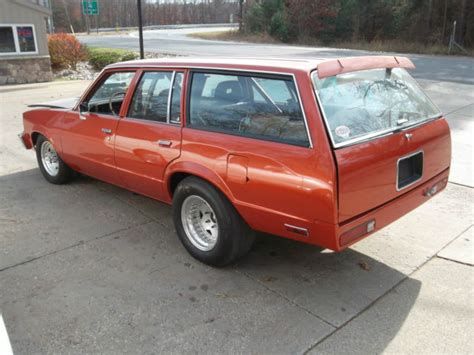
[18,132,33,149]
[334,168,450,250]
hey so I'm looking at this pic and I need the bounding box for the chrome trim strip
[396,150,424,191]
[167,71,176,124]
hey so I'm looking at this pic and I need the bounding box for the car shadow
[234,232,422,352]
[0,169,421,353]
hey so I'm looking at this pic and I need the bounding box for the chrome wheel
[40,141,59,177]
[181,195,219,251]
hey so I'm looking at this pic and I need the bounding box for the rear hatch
[313,60,451,222]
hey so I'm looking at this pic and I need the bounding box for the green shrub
[269,10,295,42]
[246,3,265,33]
[120,52,139,62]
[88,48,138,70]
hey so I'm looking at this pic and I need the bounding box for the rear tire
[36,135,73,184]
[172,176,255,266]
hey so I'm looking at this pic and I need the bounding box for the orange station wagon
[19,56,451,266]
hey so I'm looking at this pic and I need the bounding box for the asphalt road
[78,26,474,85]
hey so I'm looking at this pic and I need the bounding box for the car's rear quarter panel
[176,127,338,247]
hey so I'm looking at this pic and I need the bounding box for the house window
[17,26,36,52]
[0,27,16,53]
[0,25,37,55]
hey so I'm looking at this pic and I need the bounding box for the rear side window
[188,72,310,147]
[128,71,183,124]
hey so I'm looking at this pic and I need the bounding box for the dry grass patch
[189,31,473,57]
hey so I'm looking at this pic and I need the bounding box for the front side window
[0,25,37,54]
[87,72,135,116]
[313,68,441,146]
[128,71,183,124]
[188,72,310,147]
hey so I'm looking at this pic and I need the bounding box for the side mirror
[79,102,89,120]
[79,102,89,113]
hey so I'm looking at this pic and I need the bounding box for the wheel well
[169,172,231,203]
[169,172,191,196]
[31,132,41,146]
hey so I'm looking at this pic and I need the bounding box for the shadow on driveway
[0,169,421,353]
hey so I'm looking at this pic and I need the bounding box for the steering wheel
[109,91,126,116]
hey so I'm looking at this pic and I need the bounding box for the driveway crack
[0,221,154,273]
[236,269,338,330]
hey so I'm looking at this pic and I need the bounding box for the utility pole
[62,0,75,34]
[137,0,145,59]
[86,14,90,35]
[239,0,244,31]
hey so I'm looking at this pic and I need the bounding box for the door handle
[101,128,112,134]
[158,140,172,147]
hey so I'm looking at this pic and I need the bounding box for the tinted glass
[313,68,440,146]
[17,26,36,52]
[189,72,309,147]
[88,72,135,115]
[0,27,15,53]
[128,71,172,122]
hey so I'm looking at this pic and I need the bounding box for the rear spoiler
[316,56,415,79]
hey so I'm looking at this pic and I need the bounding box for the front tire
[172,177,255,266]
[36,135,73,184]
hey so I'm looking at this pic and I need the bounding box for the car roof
[107,56,415,77]
[107,57,328,74]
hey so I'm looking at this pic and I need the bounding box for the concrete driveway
[0,72,473,353]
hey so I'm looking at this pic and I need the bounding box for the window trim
[310,69,443,149]
[126,69,184,126]
[186,69,313,148]
[0,24,38,56]
[83,70,136,117]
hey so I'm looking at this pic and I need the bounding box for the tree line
[244,0,472,48]
[51,0,472,49]
[51,0,238,33]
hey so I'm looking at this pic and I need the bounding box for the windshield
[312,68,441,146]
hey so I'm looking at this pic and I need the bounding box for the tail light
[340,219,376,247]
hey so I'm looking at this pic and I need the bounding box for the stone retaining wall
[0,56,53,85]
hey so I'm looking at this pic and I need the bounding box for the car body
[19,56,451,264]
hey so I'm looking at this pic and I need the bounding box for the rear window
[312,68,441,147]
[188,72,310,147]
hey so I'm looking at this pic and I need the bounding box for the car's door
[114,70,184,200]
[60,70,136,185]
